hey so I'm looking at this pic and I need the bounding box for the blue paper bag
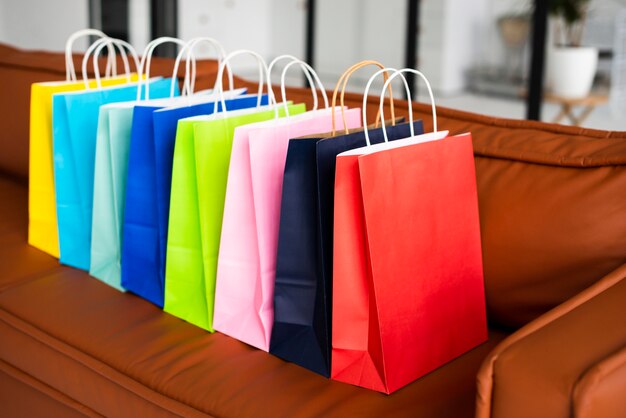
[121,93,267,307]
[53,78,174,270]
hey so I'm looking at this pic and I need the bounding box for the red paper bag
[332,127,488,394]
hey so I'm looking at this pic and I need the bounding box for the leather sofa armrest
[573,345,626,418]
[475,263,626,418]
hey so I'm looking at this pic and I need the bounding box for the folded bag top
[332,68,487,394]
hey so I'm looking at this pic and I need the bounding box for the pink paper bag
[214,107,361,350]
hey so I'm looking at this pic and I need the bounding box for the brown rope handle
[331,60,396,135]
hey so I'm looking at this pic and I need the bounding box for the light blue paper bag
[90,82,180,289]
[53,77,174,270]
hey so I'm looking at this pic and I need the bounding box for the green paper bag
[164,102,307,331]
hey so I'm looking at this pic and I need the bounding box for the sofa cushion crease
[0,308,212,418]
[0,358,104,417]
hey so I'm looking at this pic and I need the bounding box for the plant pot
[548,46,598,98]
[498,15,530,49]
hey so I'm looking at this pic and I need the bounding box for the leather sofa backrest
[347,92,626,329]
[352,94,626,329]
[1,42,625,329]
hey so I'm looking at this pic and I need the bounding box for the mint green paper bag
[90,105,132,289]
[89,79,177,289]
[164,102,306,331]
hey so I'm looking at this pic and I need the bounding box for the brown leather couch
[1,42,625,418]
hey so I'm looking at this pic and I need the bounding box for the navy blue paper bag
[270,119,423,376]
[121,93,267,307]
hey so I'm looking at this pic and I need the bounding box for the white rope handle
[65,29,110,81]
[268,55,315,106]
[362,68,414,146]
[379,69,437,142]
[138,37,187,101]
[91,38,139,89]
[81,37,133,89]
[213,50,270,114]
[279,59,328,118]
[81,38,123,88]
[172,44,197,97]
[92,40,130,89]
[172,37,233,97]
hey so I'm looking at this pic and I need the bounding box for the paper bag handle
[268,55,315,106]
[331,60,396,136]
[279,59,329,117]
[363,68,415,146]
[91,38,139,89]
[65,29,113,82]
[379,69,437,143]
[267,54,317,104]
[82,38,137,89]
[138,37,187,100]
[81,38,126,87]
[213,50,270,114]
[172,42,197,97]
[172,37,233,97]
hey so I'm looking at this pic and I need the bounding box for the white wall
[178,0,274,76]
[177,0,308,86]
[0,0,510,95]
[4,0,623,96]
[0,0,89,51]
[420,0,489,96]
[0,1,4,40]
[313,0,406,92]
[269,0,306,60]
[175,0,408,92]
[0,0,151,56]
[129,0,151,53]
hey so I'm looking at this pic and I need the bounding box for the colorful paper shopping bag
[29,75,135,257]
[332,68,487,393]
[53,77,172,270]
[214,107,361,351]
[269,118,421,376]
[121,92,264,307]
[90,84,181,289]
[164,102,305,330]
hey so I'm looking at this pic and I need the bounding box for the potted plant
[548,0,598,98]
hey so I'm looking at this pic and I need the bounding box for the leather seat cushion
[0,180,508,417]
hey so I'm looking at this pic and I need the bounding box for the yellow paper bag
[28,75,138,257]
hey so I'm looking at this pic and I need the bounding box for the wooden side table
[544,93,609,126]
